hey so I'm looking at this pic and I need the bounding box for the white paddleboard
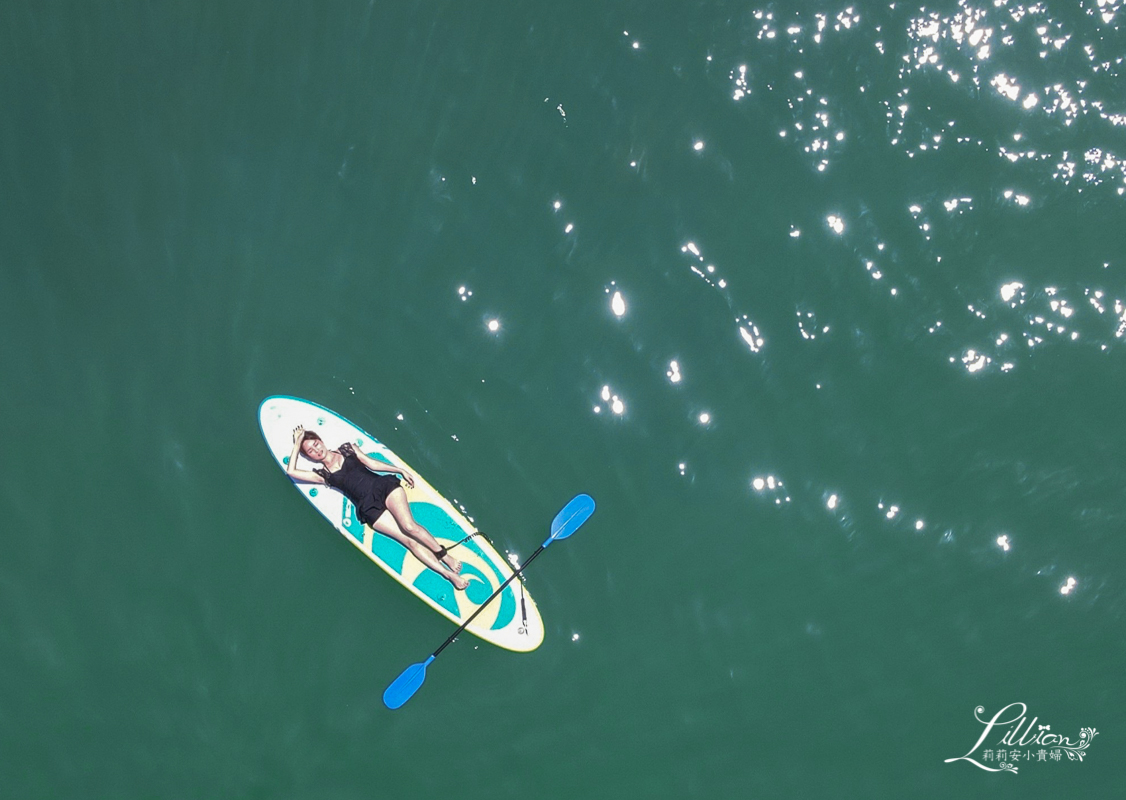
[258,395,544,652]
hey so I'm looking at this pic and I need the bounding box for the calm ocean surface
[2,1,1123,797]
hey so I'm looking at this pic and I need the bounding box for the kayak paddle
[383,493,595,709]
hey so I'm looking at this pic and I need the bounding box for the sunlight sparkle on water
[731,65,749,100]
[961,349,991,373]
[748,1,1126,191]
[1000,281,1025,304]
[752,474,790,504]
[738,321,765,353]
[596,385,626,416]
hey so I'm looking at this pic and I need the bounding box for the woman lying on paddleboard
[286,426,471,591]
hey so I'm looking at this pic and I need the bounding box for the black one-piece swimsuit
[316,444,400,525]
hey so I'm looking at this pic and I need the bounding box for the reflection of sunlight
[752,474,790,504]
[889,4,1126,184]
[580,8,1123,579]
[731,1,1126,189]
[879,502,900,520]
[738,319,764,353]
[680,240,765,354]
[943,197,973,212]
[1000,281,1024,305]
[611,290,626,317]
[594,385,626,416]
[991,72,1020,101]
[731,64,749,100]
[947,277,1125,374]
[961,349,991,373]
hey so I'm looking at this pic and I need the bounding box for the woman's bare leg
[371,510,469,590]
[384,487,462,573]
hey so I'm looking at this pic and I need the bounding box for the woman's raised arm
[285,425,326,484]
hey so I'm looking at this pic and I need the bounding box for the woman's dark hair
[299,430,324,450]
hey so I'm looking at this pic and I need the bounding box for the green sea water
[2,1,1124,797]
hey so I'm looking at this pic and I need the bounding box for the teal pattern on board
[410,502,517,629]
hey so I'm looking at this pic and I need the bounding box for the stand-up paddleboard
[258,395,544,652]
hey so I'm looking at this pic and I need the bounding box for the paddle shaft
[432,542,549,659]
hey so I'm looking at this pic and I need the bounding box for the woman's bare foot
[449,572,471,591]
[442,553,463,573]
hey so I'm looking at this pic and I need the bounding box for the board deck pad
[258,396,544,652]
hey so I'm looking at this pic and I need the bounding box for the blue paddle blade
[549,494,595,542]
[383,655,435,709]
